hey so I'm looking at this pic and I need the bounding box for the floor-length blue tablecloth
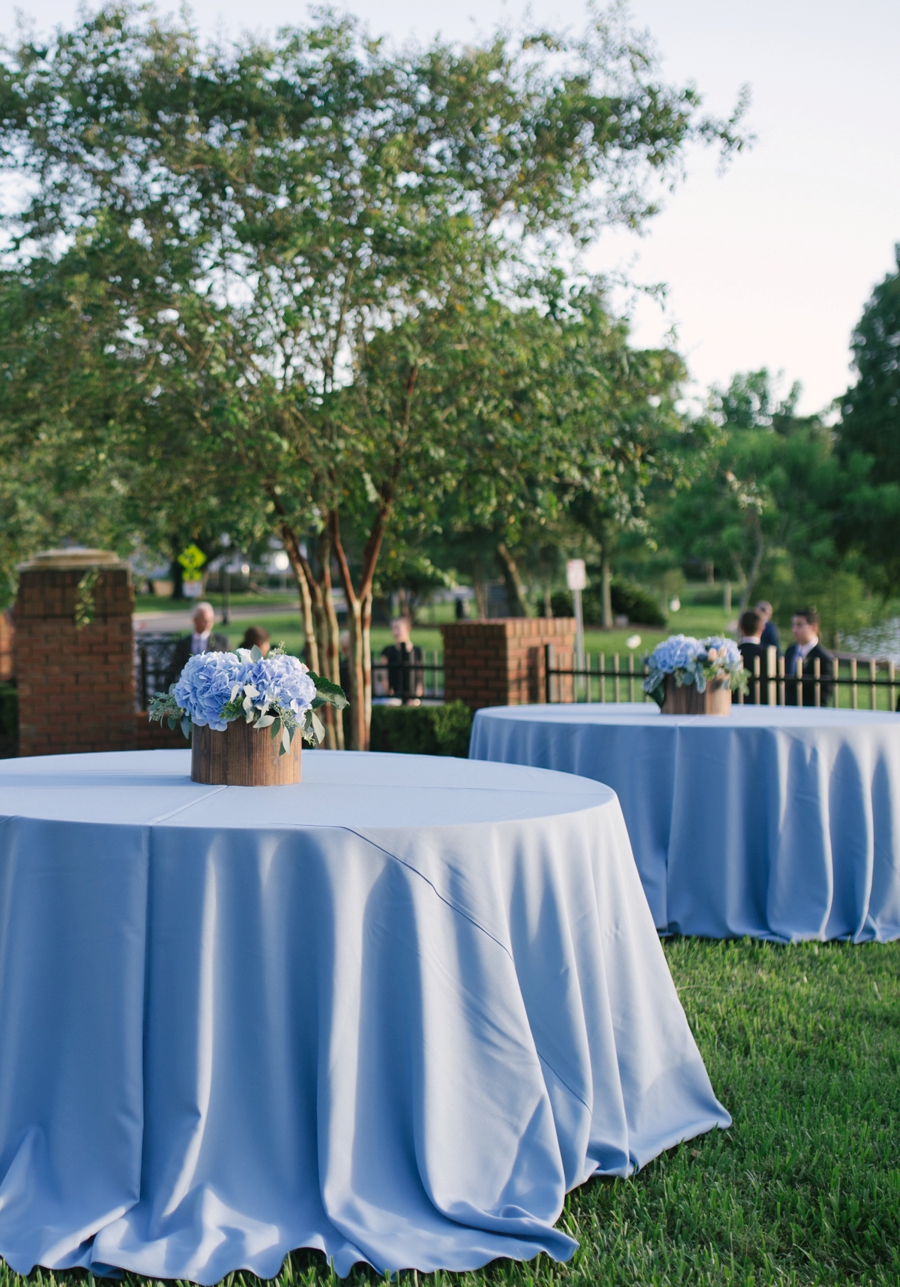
[470,704,900,942]
[0,749,728,1283]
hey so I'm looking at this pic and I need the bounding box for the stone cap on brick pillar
[17,548,127,572]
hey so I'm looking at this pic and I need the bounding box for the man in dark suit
[738,608,770,704]
[166,601,230,687]
[755,600,781,653]
[784,607,833,706]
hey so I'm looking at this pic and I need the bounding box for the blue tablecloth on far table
[470,703,900,942]
[0,749,728,1283]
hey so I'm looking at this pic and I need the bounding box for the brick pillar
[16,550,136,757]
[440,617,577,710]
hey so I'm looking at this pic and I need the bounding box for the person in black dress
[380,616,424,704]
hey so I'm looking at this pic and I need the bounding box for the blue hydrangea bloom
[244,653,316,717]
[173,651,247,731]
[643,632,746,700]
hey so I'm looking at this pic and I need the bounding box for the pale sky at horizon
[3,0,898,415]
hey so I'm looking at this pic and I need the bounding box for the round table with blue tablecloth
[470,703,900,942]
[0,748,728,1283]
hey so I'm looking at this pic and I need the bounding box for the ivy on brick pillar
[440,618,577,710]
[16,550,136,756]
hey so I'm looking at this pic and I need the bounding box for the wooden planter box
[191,719,302,785]
[662,675,732,716]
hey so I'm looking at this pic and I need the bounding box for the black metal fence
[135,634,180,711]
[545,644,900,711]
[370,651,445,702]
[135,635,446,710]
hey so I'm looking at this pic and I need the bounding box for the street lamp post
[220,534,232,625]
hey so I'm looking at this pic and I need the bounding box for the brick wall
[440,617,577,710]
[16,555,136,757]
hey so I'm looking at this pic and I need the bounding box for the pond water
[843,618,900,663]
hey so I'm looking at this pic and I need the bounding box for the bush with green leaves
[0,684,16,739]
[551,578,666,627]
[368,702,473,758]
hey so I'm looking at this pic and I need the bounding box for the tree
[660,370,841,618]
[0,4,747,743]
[836,247,900,592]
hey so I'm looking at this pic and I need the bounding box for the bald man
[166,601,230,687]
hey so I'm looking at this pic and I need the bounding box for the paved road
[134,603,301,634]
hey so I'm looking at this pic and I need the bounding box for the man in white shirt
[784,608,832,705]
[738,608,769,704]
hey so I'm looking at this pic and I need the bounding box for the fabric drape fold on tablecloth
[470,705,900,941]
[0,751,729,1281]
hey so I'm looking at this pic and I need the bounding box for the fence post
[545,643,554,704]
[752,654,761,705]
[600,654,606,703]
[890,660,896,713]
[613,654,621,704]
[850,657,858,710]
[870,658,877,711]
[766,646,777,706]
[778,653,786,706]
[628,653,635,703]
[797,658,804,707]
[813,657,821,707]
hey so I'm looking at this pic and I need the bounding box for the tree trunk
[497,542,528,617]
[331,505,391,751]
[278,522,319,674]
[170,551,186,601]
[313,528,344,750]
[736,520,766,619]
[472,577,488,620]
[600,544,613,629]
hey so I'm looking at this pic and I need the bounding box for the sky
[3,0,898,415]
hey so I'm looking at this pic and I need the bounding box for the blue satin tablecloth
[0,749,728,1283]
[470,704,900,941]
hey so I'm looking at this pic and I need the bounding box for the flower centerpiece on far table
[643,634,747,715]
[149,645,347,784]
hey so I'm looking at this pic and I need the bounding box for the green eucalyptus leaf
[314,676,348,710]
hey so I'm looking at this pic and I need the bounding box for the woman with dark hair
[239,626,270,656]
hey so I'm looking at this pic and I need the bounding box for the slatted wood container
[662,676,731,716]
[191,720,302,785]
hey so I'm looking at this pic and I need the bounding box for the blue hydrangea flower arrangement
[149,645,347,753]
[643,634,747,709]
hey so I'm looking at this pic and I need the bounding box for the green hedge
[369,701,473,757]
[0,684,17,738]
[551,577,666,628]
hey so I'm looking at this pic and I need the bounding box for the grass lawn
[2,939,896,1287]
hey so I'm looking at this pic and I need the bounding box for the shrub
[550,578,666,627]
[0,684,17,738]
[369,701,473,757]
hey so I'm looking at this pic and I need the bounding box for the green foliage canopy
[0,3,747,738]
